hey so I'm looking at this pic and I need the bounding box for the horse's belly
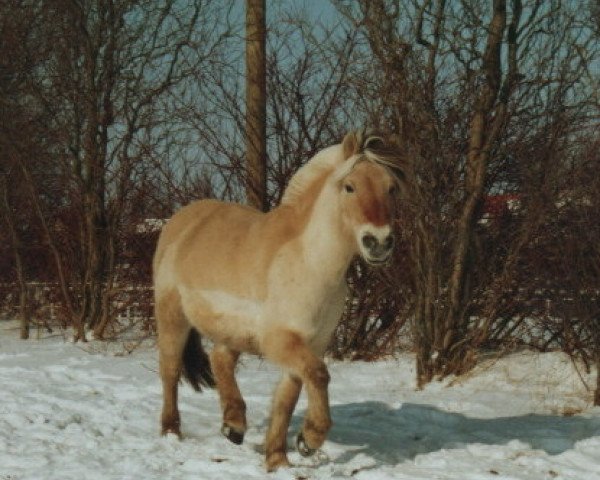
[181,288,262,354]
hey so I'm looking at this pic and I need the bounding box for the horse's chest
[304,285,347,353]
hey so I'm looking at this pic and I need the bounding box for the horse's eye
[388,185,397,195]
[344,184,355,193]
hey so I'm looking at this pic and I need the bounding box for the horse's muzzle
[361,233,394,265]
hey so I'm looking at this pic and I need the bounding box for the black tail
[182,328,215,391]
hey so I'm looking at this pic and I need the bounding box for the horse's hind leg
[210,344,247,444]
[156,290,190,437]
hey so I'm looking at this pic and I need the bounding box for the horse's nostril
[361,234,377,250]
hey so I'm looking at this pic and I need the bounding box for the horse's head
[335,131,406,266]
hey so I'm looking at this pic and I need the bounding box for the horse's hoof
[296,431,317,457]
[161,421,181,438]
[162,430,182,442]
[266,451,291,472]
[221,423,244,445]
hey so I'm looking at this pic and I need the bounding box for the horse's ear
[342,131,360,160]
[363,135,385,151]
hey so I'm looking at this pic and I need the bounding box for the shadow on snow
[289,401,600,466]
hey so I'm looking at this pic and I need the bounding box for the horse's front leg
[210,344,247,444]
[265,373,302,471]
[263,330,332,470]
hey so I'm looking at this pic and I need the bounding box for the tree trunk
[17,157,78,333]
[93,224,116,339]
[79,182,109,337]
[595,349,600,407]
[0,178,30,339]
[245,0,267,211]
[78,11,111,336]
[414,0,510,385]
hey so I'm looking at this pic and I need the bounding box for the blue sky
[231,0,342,29]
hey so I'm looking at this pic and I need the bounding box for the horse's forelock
[362,138,408,184]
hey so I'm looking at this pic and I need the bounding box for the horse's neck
[300,184,354,284]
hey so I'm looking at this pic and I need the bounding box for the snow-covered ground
[1,321,599,480]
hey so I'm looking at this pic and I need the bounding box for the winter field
[1,321,600,480]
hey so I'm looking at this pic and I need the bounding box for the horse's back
[153,199,267,296]
[155,200,256,265]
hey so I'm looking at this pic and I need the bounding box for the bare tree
[0,0,235,340]
[0,1,50,338]
[338,0,599,385]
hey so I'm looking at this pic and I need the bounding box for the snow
[1,322,600,480]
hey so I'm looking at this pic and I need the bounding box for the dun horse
[153,131,404,471]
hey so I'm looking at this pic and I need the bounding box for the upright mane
[280,145,343,206]
[280,131,406,207]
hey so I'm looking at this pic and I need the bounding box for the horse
[153,130,406,471]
